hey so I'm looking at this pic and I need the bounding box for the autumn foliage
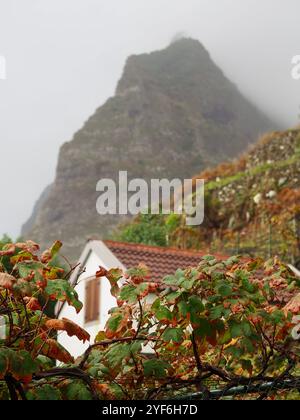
[0,241,300,400]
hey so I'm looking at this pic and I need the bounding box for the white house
[57,239,212,358]
[57,239,300,358]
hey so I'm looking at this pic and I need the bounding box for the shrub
[0,241,299,400]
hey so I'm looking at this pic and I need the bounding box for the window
[85,277,100,324]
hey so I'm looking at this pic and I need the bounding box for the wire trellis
[172,377,300,400]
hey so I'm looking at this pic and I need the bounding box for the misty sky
[0,0,299,238]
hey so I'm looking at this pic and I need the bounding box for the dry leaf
[45,318,90,343]
[0,273,16,290]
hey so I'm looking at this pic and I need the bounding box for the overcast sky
[0,0,299,238]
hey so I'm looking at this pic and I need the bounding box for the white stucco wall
[289,264,300,278]
[57,241,156,359]
[58,245,123,359]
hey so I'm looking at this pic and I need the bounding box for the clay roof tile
[103,240,228,282]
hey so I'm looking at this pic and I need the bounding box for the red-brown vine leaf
[284,293,300,315]
[97,267,123,297]
[96,383,117,399]
[0,244,16,257]
[41,241,63,264]
[39,339,74,364]
[45,318,90,343]
[0,273,16,290]
[96,266,108,278]
[15,240,40,254]
[105,307,132,339]
[24,297,41,311]
[45,266,65,280]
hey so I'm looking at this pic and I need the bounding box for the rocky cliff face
[22,38,275,259]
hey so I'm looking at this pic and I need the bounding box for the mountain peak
[168,36,209,51]
[22,40,276,259]
[116,37,211,96]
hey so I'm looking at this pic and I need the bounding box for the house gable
[57,241,126,358]
[57,239,227,357]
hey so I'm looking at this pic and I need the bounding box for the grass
[205,154,299,192]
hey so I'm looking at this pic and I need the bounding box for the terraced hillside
[118,128,300,266]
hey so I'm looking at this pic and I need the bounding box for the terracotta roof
[103,240,228,282]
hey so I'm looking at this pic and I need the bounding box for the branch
[79,335,156,369]
[33,367,98,401]
[11,376,27,401]
[135,299,143,338]
[5,375,19,401]
[191,332,202,374]
[202,363,234,382]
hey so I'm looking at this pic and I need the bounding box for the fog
[0,0,299,237]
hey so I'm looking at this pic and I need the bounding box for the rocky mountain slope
[22,38,275,259]
[196,128,300,265]
[119,128,300,266]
